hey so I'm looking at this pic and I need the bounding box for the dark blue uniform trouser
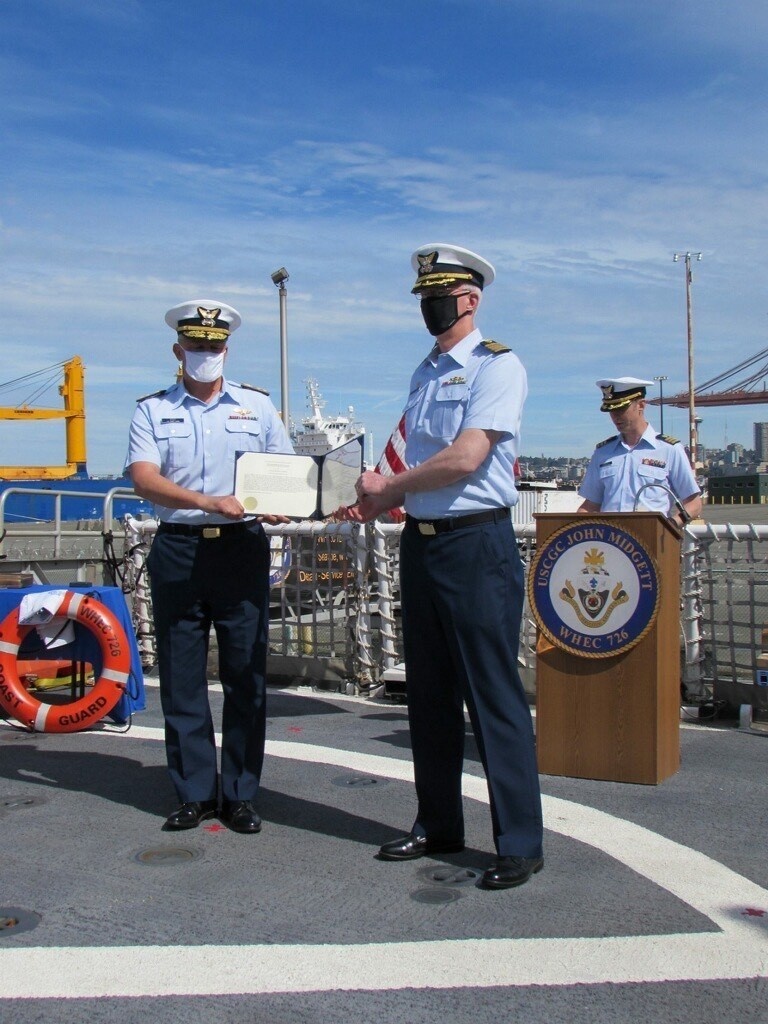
[400,516,543,858]
[147,522,270,805]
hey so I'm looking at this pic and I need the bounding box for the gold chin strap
[601,389,644,411]
[177,326,230,342]
[412,271,475,293]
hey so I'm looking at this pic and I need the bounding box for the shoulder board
[657,433,680,445]
[481,339,510,355]
[596,434,618,449]
[136,387,170,403]
[238,383,270,395]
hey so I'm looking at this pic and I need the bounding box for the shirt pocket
[154,418,193,473]
[225,416,262,454]
[598,462,618,484]
[429,382,469,439]
[637,463,666,483]
[636,462,668,502]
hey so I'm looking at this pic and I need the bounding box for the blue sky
[1,0,767,474]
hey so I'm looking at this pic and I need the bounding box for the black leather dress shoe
[378,832,465,861]
[221,800,262,834]
[481,856,544,889]
[163,800,218,831]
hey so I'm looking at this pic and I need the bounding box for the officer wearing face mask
[127,300,293,834]
[348,245,544,891]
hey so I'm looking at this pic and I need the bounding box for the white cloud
[1,0,766,470]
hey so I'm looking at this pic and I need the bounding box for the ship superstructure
[291,378,365,456]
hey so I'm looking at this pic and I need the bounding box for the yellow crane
[0,357,87,479]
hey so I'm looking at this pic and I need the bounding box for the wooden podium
[533,512,681,785]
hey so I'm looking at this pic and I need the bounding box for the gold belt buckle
[418,522,437,536]
[202,527,221,539]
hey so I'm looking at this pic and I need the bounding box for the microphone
[633,482,691,524]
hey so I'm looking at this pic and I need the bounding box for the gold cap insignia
[417,251,438,276]
[197,307,221,328]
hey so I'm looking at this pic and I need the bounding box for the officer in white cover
[578,377,702,525]
[126,300,293,834]
[348,243,544,890]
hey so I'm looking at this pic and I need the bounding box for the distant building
[754,423,768,462]
[708,473,768,505]
[726,443,745,465]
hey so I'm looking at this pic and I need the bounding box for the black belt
[405,508,510,536]
[158,520,258,539]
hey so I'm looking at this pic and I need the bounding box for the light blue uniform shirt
[578,423,700,514]
[402,328,527,519]
[126,378,293,524]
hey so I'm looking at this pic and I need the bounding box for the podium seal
[528,520,660,658]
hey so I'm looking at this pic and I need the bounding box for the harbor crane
[0,357,87,479]
[647,347,768,409]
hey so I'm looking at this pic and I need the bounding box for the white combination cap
[596,377,655,412]
[410,243,495,293]
[164,300,242,341]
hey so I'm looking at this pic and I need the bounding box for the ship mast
[304,379,325,427]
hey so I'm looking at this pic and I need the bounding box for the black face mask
[420,292,472,337]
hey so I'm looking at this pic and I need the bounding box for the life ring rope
[0,591,131,733]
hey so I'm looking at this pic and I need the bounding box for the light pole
[271,267,289,426]
[672,251,702,466]
[653,374,668,435]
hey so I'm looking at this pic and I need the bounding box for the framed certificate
[234,436,364,519]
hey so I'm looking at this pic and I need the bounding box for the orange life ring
[0,591,130,732]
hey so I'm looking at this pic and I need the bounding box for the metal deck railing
[3,497,768,708]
